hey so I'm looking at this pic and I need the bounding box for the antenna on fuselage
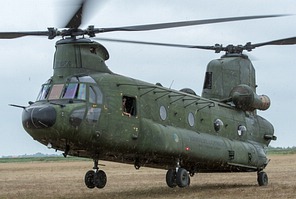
[169,80,174,89]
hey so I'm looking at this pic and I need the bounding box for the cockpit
[36,75,102,104]
[23,75,103,131]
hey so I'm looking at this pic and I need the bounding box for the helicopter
[3,0,296,189]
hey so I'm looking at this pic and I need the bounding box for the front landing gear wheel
[85,170,95,189]
[176,168,189,188]
[257,171,268,186]
[166,169,177,188]
[94,170,107,189]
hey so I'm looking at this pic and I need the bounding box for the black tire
[166,169,177,188]
[176,168,189,188]
[257,171,268,186]
[84,170,95,189]
[94,170,107,189]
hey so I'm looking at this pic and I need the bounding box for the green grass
[267,148,296,155]
[0,156,88,163]
[1,147,295,163]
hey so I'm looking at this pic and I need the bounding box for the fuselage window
[160,106,167,121]
[237,125,247,136]
[188,112,195,127]
[86,107,101,123]
[122,96,137,117]
[48,84,64,100]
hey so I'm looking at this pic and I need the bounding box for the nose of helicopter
[22,105,56,129]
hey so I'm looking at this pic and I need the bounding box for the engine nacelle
[230,84,270,111]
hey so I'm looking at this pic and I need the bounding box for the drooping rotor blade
[251,36,296,48]
[96,35,296,54]
[95,14,286,33]
[64,0,85,29]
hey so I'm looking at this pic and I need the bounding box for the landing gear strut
[84,159,107,189]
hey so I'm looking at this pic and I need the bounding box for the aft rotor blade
[96,14,286,33]
[251,36,296,48]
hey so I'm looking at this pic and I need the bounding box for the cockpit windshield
[36,76,100,102]
[62,83,86,100]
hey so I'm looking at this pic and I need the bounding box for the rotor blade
[96,37,197,48]
[65,0,85,29]
[251,36,296,48]
[0,31,49,39]
[96,14,286,33]
[96,37,223,51]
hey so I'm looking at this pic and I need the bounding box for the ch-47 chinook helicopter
[3,1,296,189]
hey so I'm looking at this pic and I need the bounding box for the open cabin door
[105,94,140,152]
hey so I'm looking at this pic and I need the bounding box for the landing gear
[166,169,177,188]
[84,159,107,189]
[166,167,190,188]
[257,171,268,186]
[85,170,95,189]
[176,168,190,188]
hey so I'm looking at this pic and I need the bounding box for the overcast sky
[0,0,295,156]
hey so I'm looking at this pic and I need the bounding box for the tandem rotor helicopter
[3,0,296,189]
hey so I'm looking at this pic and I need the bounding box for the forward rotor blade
[0,31,49,39]
[0,14,289,40]
[64,0,85,29]
[96,14,286,33]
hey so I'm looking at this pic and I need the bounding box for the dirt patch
[1,154,295,199]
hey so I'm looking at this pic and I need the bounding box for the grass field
[1,154,296,199]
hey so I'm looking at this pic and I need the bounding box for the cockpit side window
[37,84,51,101]
[89,85,103,104]
[89,86,96,104]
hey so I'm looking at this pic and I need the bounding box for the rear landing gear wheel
[257,171,268,186]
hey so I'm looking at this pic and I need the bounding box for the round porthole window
[214,119,224,132]
[237,125,247,136]
[160,106,167,120]
[188,112,195,127]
